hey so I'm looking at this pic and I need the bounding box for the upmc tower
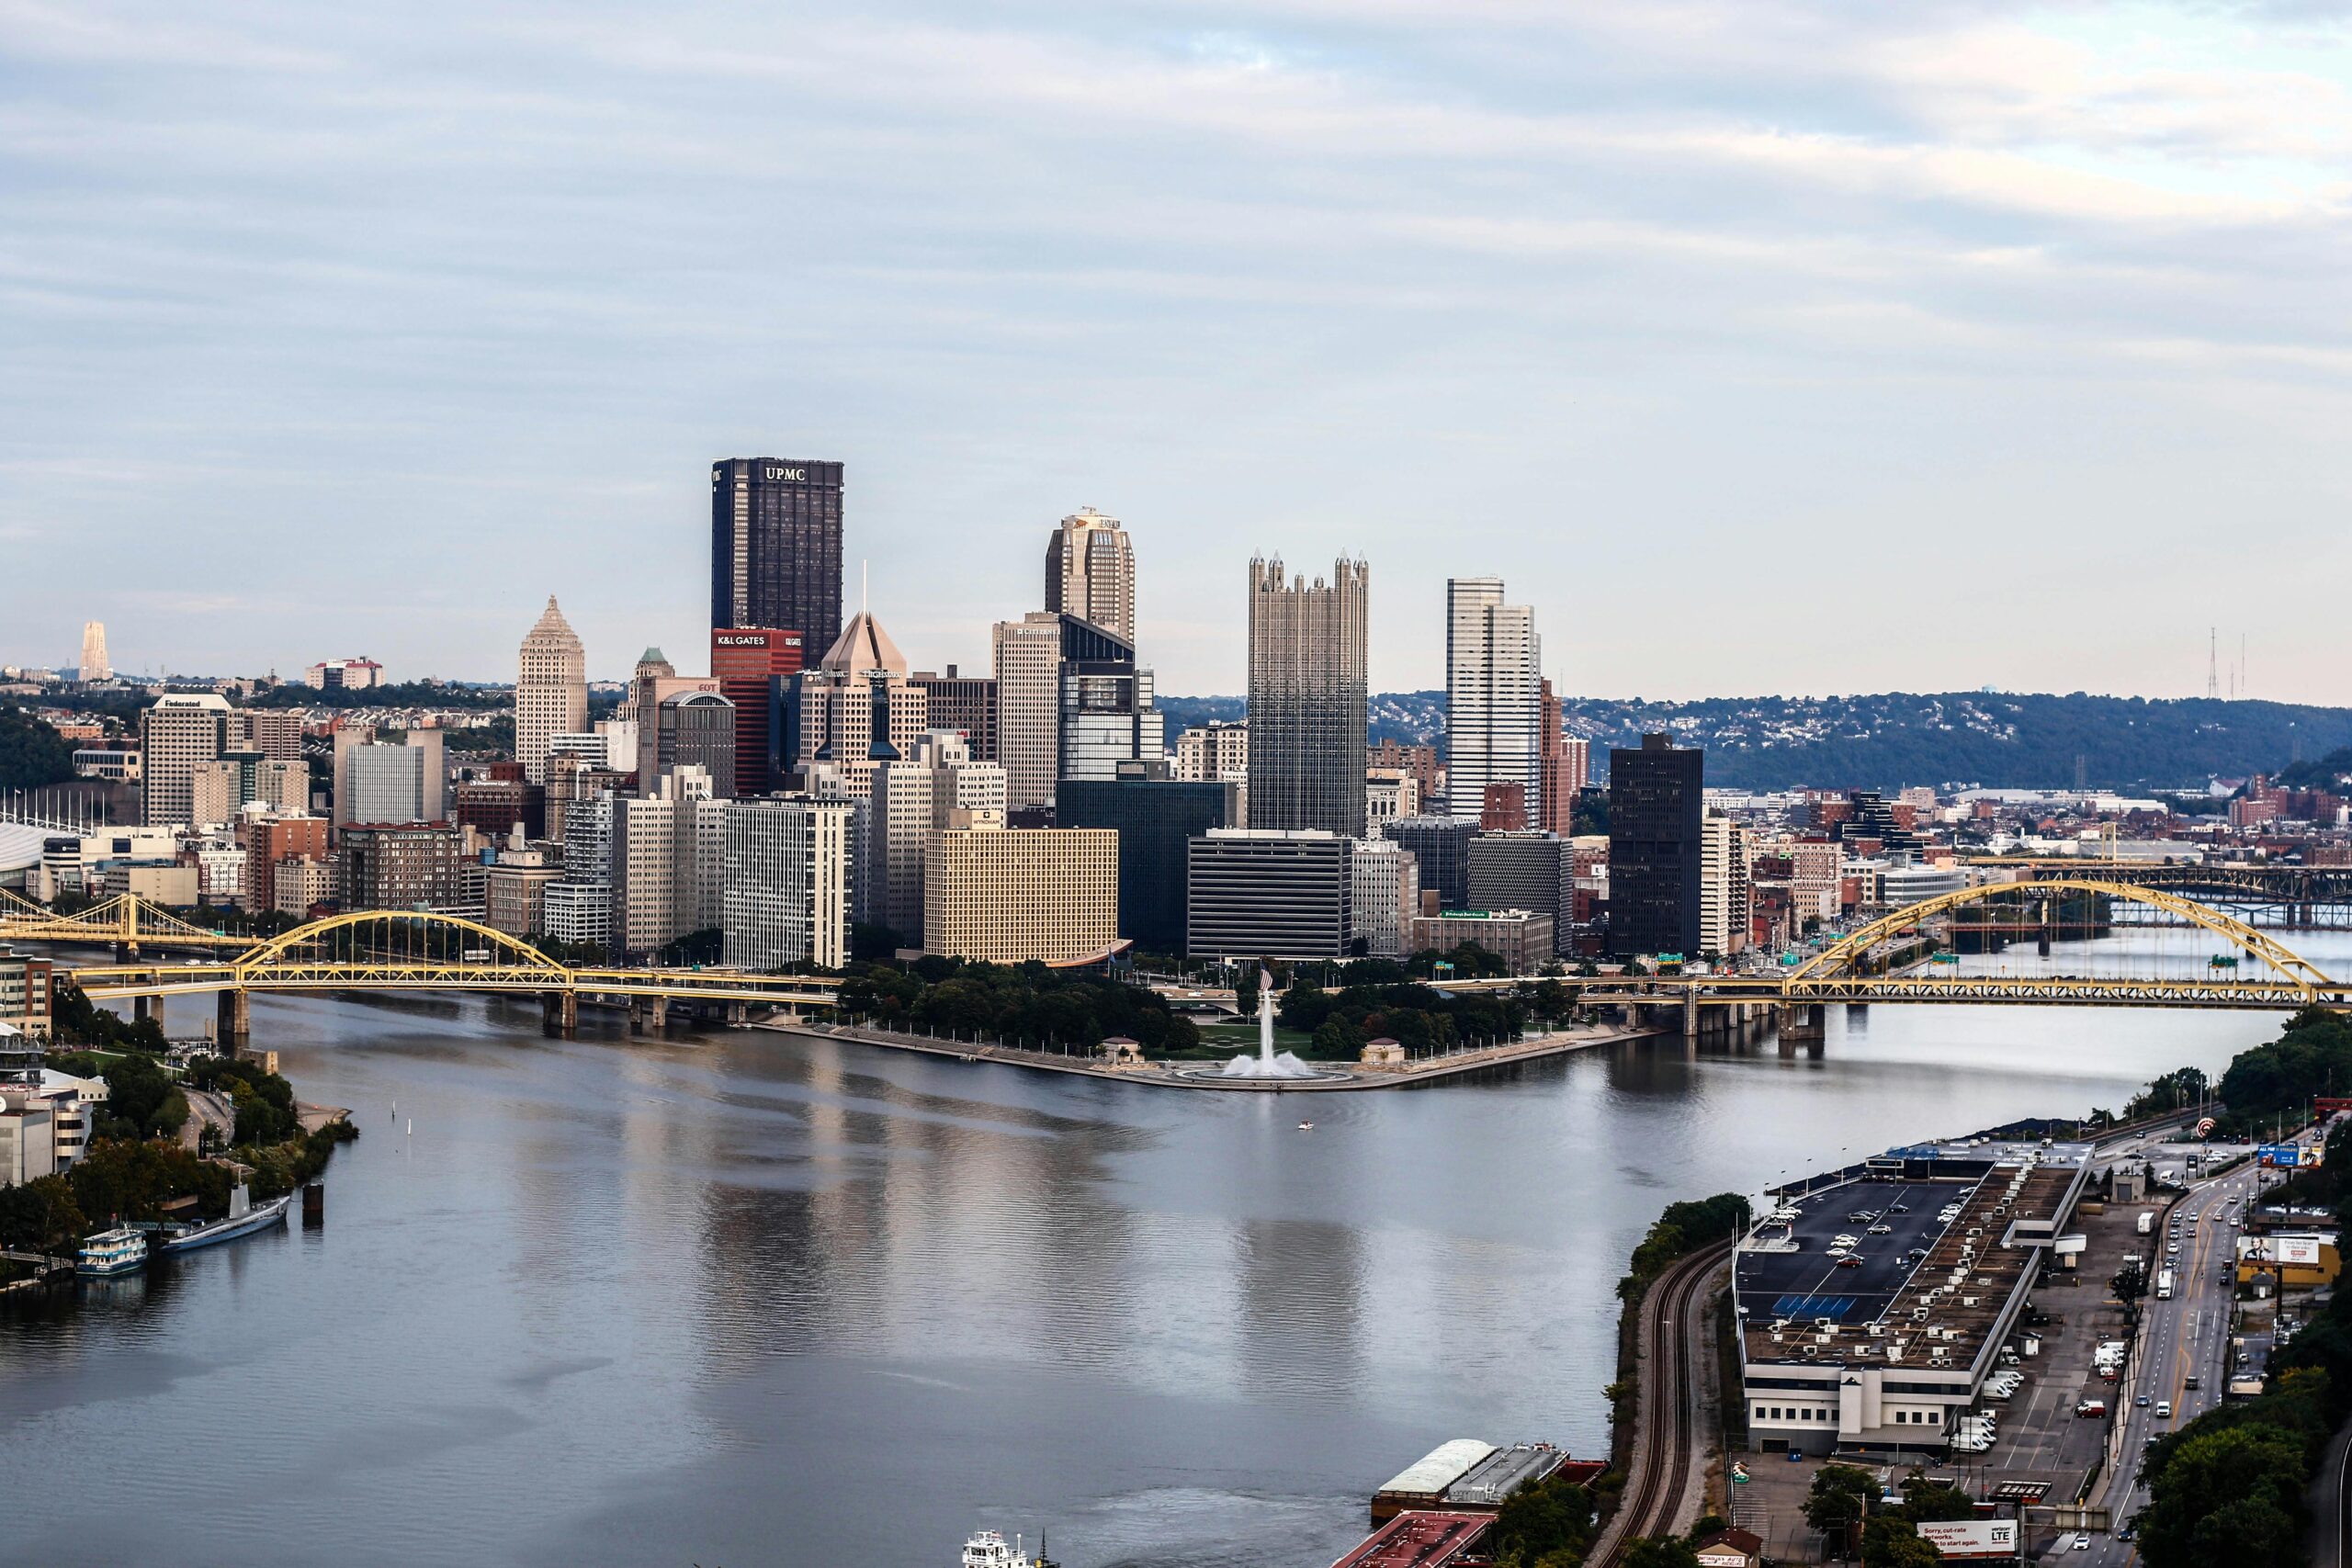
[711,458,845,660]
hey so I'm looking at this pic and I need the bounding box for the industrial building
[1734,1138,2091,1458]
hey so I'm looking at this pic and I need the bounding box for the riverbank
[748,1016,1672,1089]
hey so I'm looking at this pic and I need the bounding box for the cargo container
[2137,1212,2155,1235]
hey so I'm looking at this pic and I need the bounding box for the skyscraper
[712,627,806,795]
[1057,616,1162,786]
[722,795,854,970]
[1608,732,1704,959]
[711,458,844,659]
[140,694,232,827]
[910,665,997,761]
[1045,508,1136,644]
[1246,556,1369,838]
[1536,678,1587,835]
[78,622,110,682]
[784,610,928,801]
[992,611,1064,811]
[1444,577,1540,824]
[516,597,588,784]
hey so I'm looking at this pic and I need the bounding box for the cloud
[7,0,2352,698]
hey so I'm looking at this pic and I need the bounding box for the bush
[1484,1472,1596,1568]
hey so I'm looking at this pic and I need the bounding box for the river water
[1,928,2337,1568]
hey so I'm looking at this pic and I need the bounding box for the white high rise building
[516,596,588,785]
[1700,810,1753,958]
[78,622,110,682]
[1044,508,1136,644]
[1349,837,1419,958]
[722,795,854,971]
[992,611,1063,811]
[1444,577,1540,824]
[139,693,232,827]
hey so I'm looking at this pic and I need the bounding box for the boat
[1297,1121,1316,1131]
[961,1529,1048,1568]
[77,1226,147,1277]
[154,1185,292,1255]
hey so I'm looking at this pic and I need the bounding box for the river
[0,927,2338,1568]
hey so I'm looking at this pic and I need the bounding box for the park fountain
[1217,970,1324,1079]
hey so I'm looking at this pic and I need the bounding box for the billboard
[2277,1236,2324,1267]
[1920,1518,2020,1557]
[2259,1145,2301,1168]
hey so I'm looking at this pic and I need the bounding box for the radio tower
[2206,627,2220,701]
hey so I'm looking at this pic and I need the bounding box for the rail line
[1595,1239,1732,1564]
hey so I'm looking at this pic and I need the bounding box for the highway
[2082,1151,2268,1564]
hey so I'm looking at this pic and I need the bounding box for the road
[178,1085,234,1151]
[2082,1153,2267,1564]
[1592,1242,1730,1565]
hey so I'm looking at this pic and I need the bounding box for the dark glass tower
[711,459,844,659]
[1608,732,1704,958]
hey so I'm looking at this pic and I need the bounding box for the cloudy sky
[7,1,2352,699]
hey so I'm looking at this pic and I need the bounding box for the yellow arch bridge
[47,909,839,1044]
[1416,879,2352,1029]
[8,880,2346,1051]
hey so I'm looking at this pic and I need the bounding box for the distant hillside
[1158,691,2352,792]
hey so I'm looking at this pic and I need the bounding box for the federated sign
[2259,1144,2302,1168]
[2277,1236,2324,1267]
[1918,1518,2021,1558]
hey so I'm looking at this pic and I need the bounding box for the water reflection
[0,932,2339,1566]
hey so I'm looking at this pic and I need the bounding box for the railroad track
[1594,1239,1733,1565]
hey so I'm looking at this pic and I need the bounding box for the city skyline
[11,5,2352,701]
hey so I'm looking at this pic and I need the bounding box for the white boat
[961,1530,1046,1568]
[76,1227,147,1277]
[155,1185,292,1255]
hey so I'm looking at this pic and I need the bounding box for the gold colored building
[922,813,1119,965]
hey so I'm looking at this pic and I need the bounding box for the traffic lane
[2090,1167,2256,1562]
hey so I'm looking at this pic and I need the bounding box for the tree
[0,1175,86,1253]
[1858,1519,1941,1568]
[1310,1014,1363,1060]
[1483,1475,1594,1568]
[1682,1515,1729,1545]
[1619,1539,1699,1568]
[0,703,76,793]
[1804,1464,1872,1555]
[2138,1421,2312,1568]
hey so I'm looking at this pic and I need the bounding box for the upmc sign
[1918,1518,2019,1558]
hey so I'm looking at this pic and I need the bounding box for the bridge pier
[133,994,162,1032]
[1777,1002,1826,1055]
[1682,993,1700,1037]
[542,990,577,1039]
[726,1001,747,1028]
[215,987,250,1055]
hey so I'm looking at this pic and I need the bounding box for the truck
[2138,1211,2155,1235]
[2156,1269,2175,1300]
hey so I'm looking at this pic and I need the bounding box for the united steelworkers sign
[1918,1518,2020,1558]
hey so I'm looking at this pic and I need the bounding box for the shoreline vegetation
[0,980,357,1277]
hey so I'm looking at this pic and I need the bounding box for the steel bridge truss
[58,908,840,1009]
